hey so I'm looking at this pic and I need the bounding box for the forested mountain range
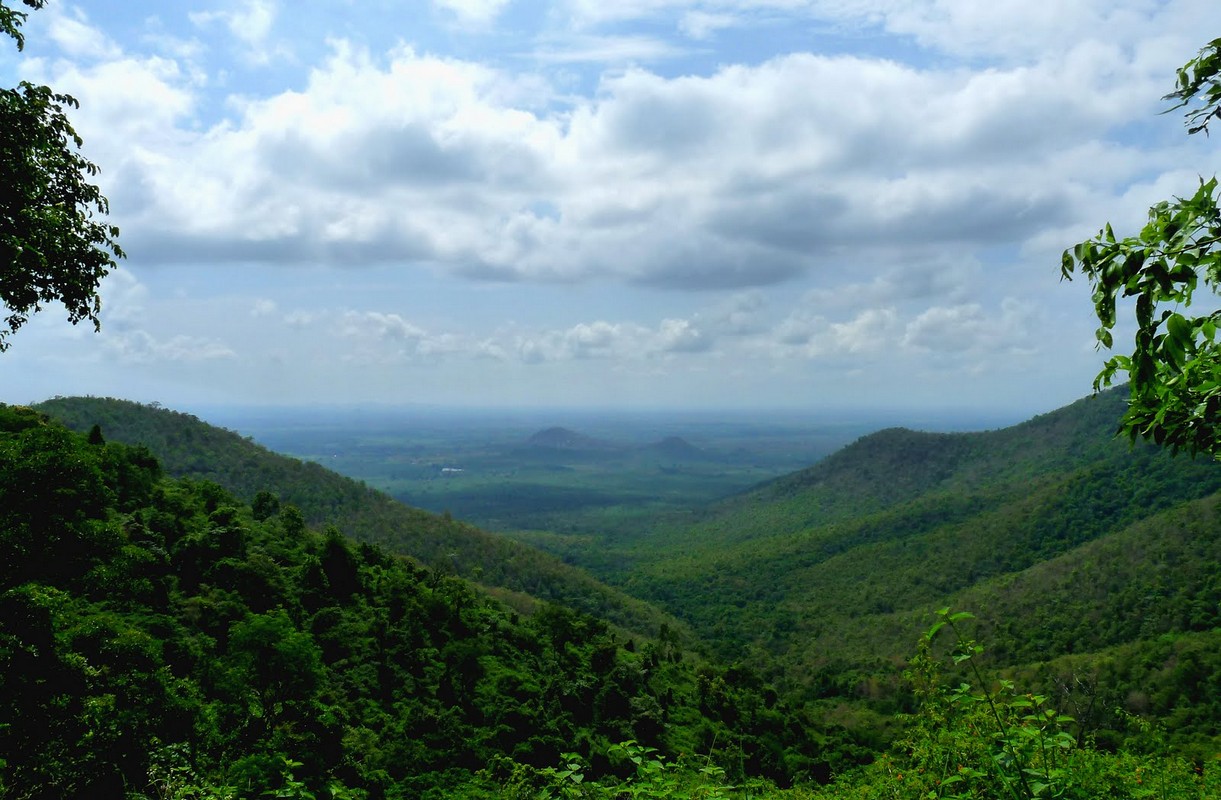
[510,389,1221,758]
[0,402,864,798]
[34,396,693,646]
[16,390,1221,796]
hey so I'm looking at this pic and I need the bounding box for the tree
[1062,38,1221,458]
[0,0,122,351]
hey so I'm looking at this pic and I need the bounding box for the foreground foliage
[463,611,1217,799]
[1062,37,1221,456]
[800,611,1219,800]
[0,0,123,351]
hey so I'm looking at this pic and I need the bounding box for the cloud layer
[27,3,1213,291]
[3,0,1218,412]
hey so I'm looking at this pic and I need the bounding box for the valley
[196,405,964,534]
[15,389,1221,797]
[6,2,1219,796]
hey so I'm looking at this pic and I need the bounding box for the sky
[2,0,1220,417]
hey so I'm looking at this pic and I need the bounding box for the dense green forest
[0,403,872,798]
[4,0,1221,793]
[34,396,697,648]
[6,392,1218,797]
[488,392,1221,757]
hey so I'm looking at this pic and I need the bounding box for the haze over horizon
[3,1,1218,416]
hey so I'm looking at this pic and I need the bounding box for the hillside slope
[634,390,1142,557]
[529,389,1221,751]
[0,403,853,797]
[34,396,691,644]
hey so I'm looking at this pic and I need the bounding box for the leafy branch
[1062,37,1221,457]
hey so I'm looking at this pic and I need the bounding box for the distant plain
[204,405,1027,543]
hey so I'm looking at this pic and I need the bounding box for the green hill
[0,403,860,797]
[8,393,1221,797]
[626,390,1144,557]
[503,390,1221,754]
[33,396,691,646]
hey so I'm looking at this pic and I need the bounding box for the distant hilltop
[524,427,713,461]
[643,435,709,461]
[525,426,618,450]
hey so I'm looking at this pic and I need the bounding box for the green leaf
[1166,312,1193,345]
